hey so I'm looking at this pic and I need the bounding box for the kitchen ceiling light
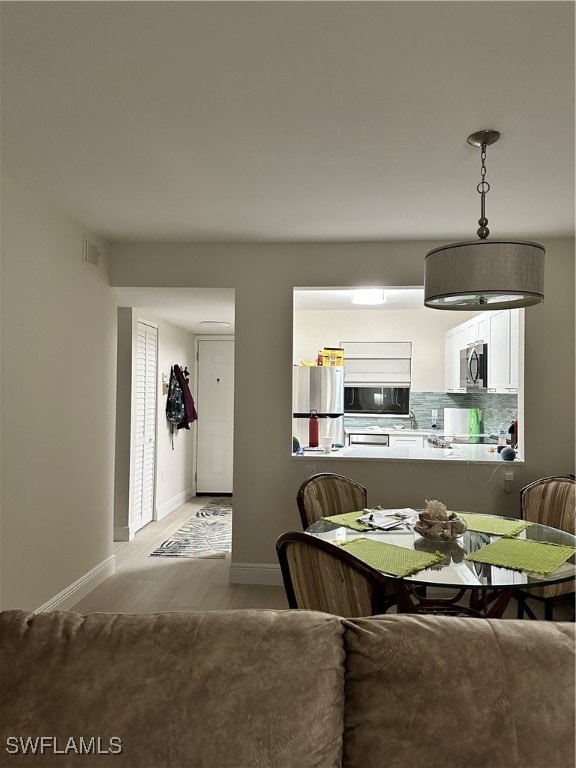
[351,289,386,305]
[424,130,545,311]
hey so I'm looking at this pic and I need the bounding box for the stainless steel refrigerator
[292,365,344,449]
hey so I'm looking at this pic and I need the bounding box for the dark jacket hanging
[173,364,198,429]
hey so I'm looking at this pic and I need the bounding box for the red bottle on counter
[308,409,319,447]
[509,420,519,448]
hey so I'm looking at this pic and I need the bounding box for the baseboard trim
[36,555,117,612]
[156,488,194,521]
[114,525,134,542]
[228,562,283,586]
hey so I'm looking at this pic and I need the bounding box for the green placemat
[340,537,444,577]
[465,538,576,576]
[321,511,370,531]
[457,513,532,537]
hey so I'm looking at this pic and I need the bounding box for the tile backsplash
[344,392,518,436]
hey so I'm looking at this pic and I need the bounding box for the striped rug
[150,498,232,559]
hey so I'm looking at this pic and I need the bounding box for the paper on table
[357,508,417,529]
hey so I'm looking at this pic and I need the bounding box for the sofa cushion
[0,609,345,768]
[343,615,575,768]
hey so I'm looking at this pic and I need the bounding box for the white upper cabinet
[341,341,412,385]
[445,309,522,394]
[343,357,411,385]
[444,328,466,393]
[509,308,520,390]
[486,309,521,393]
[464,314,489,345]
[340,341,412,358]
[487,310,509,392]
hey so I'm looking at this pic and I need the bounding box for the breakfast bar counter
[293,442,522,464]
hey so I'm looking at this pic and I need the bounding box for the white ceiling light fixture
[199,321,231,328]
[351,288,387,305]
[424,130,545,311]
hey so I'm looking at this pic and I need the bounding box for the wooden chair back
[296,473,367,529]
[276,531,395,617]
[516,475,575,620]
[520,476,575,532]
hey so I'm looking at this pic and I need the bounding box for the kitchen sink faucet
[409,410,416,429]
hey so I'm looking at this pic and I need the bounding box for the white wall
[109,238,575,580]
[151,313,196,518]
[114,309,196,537]
[1,174,118,610]
[2,174,571,603]
[294,307,478,391]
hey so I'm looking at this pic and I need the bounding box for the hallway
[71,498,288,614]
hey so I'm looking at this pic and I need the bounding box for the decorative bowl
[414,512,467,541]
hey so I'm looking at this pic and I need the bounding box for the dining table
[307,508,576,618]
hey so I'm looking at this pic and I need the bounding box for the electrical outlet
[502,469,514,493]
[306,464,318,477]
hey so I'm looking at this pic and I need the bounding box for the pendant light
[424,130,545,310]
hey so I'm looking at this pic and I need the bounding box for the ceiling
[294,287,425,311]
[2,1,574,328]
[115,286,424,332]
[116,287,236,334]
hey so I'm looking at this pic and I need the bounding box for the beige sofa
[1,609,574,768]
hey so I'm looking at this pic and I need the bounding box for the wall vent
[83,237,101,267]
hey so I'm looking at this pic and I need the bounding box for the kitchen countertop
[345,427,432,436]
[293,442,522,464]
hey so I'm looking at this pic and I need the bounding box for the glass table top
[306,513,576,590]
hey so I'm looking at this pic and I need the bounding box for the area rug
[150,497,232,559]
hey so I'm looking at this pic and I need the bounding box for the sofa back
[342,614,575,768]
[1,609,574,768]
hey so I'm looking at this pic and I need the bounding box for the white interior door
[133,320,157,531]
[196,338,234,493]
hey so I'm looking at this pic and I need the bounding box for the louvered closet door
[133,320,158,531]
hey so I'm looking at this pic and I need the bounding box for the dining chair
[296,472,367,529]
[514,475,576,621]
[276,531,396,617]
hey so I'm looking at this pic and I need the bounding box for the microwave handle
[468,349,479,383]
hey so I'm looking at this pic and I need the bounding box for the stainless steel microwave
[460,342,487,390]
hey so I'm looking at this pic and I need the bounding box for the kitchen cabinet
[509,308,520,390]
[340,341,412,385]
[343,357,411,385]
[445,309,522,395]
[444,328,466,393]
[465,315,489,345]
[389,434,425,449]
[486,309,521,393]
[341,341,411,358]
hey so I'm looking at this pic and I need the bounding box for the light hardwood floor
[71,497,571,620]
[71,497,289,614]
